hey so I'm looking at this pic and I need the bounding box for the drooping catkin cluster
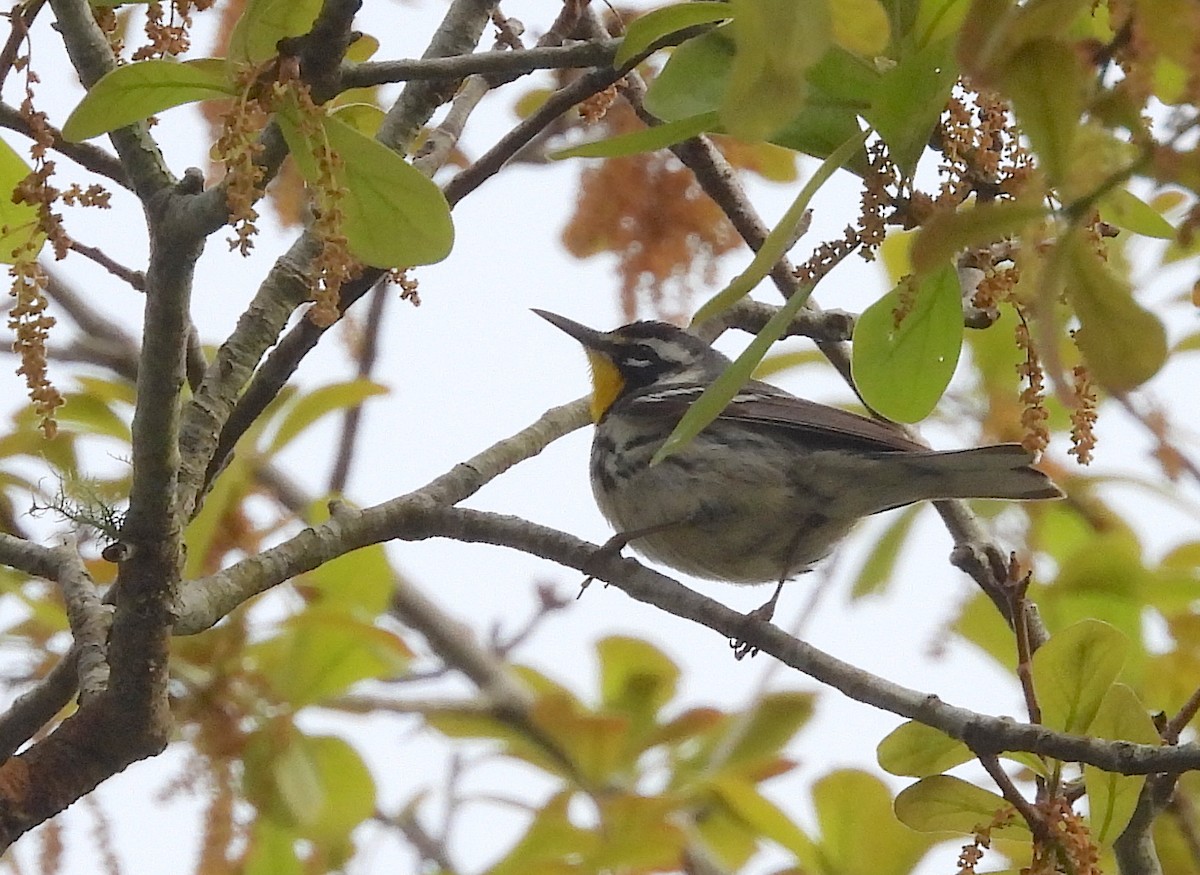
[216,59,357,327]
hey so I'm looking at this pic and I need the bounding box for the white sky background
[2,1,1199,872]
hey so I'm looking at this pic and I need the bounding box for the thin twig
[375,807,460,875]
[328,281,390,494]
[0,101,129,187]
[1164,685,1200,745]
[68,240,145,291]
[344,39,622,89]
[978,754,1048,841]
[0,0,47,93]
[1009,559,1042,725]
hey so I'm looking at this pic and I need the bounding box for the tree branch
[178,494,1200,776]
[0,648,78,762]
[47,0,173,201]
[343,38,622,89]
[376,0,500,151]
[105,174,206,738]
[0,101,129,189]
[49,539,109,703]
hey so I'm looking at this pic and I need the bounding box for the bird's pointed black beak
[532,309,607,351]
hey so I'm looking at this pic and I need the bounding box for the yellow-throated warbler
[536,310,1062,654]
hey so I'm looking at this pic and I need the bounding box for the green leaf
[615,2,734,67]
[1001,39,1085,183]
[1063,231,1168,391]
[644,27,736,121]
[589,795,687,870]
[299,735,377,844]
[911,200,1047,275]
[228,0,323,64]
[866,36,958,175]
[0,137,43,262]
[851,263,964,422]
[272,736,323,826]
[1031,618,1128,735]
[529,694,631,784]
[251,608,412,706]
[244,820,302,875]
[849,503,921,598]
[265,379,389,455]
[894,775,1020,834]
[831,0,890,56]
[489,793,599,875]
[278,108,455,267]
[57,392,131,442]
[814,769,936,875]
[1085,683,1158,848]
[551,111,719,159]
[720,0,831,140]
[61,59,234,142]
[301,523,395,615]
[710,774,817,859]
[1099,188,1176,239]
[769,99,868,165]
[719,691,816,768]
[330,102,386,137]
[877,720,973,777]
[597,636,680,737]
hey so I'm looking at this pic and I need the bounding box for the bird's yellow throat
[585,351,624,422]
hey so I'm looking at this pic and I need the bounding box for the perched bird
[535,310,1062,656]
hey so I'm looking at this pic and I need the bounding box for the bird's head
[534,310,728,421]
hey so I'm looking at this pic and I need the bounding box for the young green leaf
[250,608,412,706]
[865,36,958,175]
[297,735,378,843]
[709,774,817,859]
[830,0,890,56]
[1099,188,1176,239]
[1001,38,1085,184]
[319,113,455,267]
[615,2,733,67]
[243,819,303,875]
[910,200,1047,275]
[1030,618,1128,735]
[720,0,831,141]
[813,770,936,875]
[0,137,44,262]
[644,27,735,121]
[692,127,867,325]
[265,379,389,455]
[877,720,973,777]
[894,775,1022,834]
[228,0,323,64]
[61,59,234,142]
[717,692,816,768]
[597,636,680,731]
[850,503,921,598]
[1064,231,1168,391]
[851,263,964,422]
[1084,683,1159,848]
